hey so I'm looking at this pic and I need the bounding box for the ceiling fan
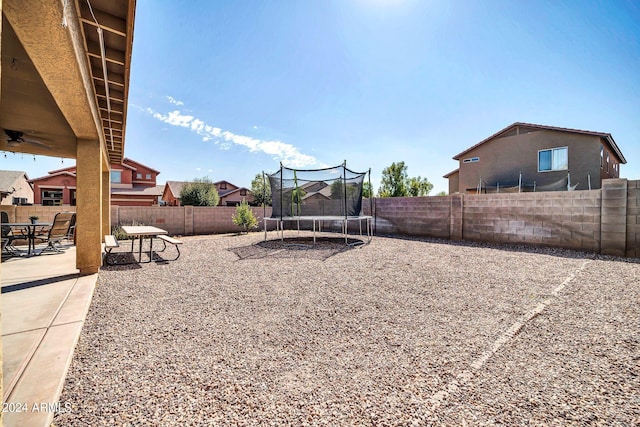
[4,129,52,150]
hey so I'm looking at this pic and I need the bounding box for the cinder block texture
[601,179,628,256]
[627,181,640,258]
[372,196,450,238]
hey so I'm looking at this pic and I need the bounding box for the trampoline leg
[313,219,316,245]
[344,220,348,245]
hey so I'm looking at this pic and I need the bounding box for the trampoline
[263,162,373,245]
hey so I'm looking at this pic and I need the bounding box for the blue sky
[4,0,640,194]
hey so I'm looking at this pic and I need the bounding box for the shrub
[232,200,258,233]
[180,177,220,206]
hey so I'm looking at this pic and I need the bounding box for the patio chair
[1,211,18,255]
[66,213,76,243]
[36,212,75,255]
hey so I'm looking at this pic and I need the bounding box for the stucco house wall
[458,130,609,192]
[448,124,625,194]
[31,172,76,205]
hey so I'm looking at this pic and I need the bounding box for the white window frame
[538,147,568,172]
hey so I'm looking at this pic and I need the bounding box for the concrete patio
[1,244,97,427]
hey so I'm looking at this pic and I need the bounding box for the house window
[111,170,122,183]
[538,147,568,172]
[606,154,610,172]
[240,189,247,196]
[600,146,604,168]
[463,157,479,163]
[146,174,152,179]
[137,173,142,179]
[42,190,63,206]
[12,197,27,205]
[219,182,227,190]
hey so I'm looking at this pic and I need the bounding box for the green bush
[180,177,220,206]
[232,200,258,233]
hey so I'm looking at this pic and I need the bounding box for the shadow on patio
[1,243,98,427]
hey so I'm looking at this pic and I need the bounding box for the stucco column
[76,138,103,274]
[102,169,111,239]
[0,1,5,419]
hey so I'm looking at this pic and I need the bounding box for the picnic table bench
[103,229,183,265]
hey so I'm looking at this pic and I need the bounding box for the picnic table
[104,226,183,265]
[121,225,168,263]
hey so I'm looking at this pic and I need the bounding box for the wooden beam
[78,4,127,37]
[86,40,125,65]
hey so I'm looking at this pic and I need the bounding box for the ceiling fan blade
[22,137,52,149]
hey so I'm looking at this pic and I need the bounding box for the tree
[407,176,434,197]
[330,180,360,200]
[362,181,373,198]
[378,161,434,198]
[251,173,271,206]
[436,190,448,196]
[378,161,408,197]
[180,177,220,206]
[232,199,258,233]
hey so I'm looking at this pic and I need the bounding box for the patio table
[121,225,168,263]
[4,222,53,256]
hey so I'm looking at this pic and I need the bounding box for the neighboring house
[162,181,188,206]
[30,158,162,206]
[109,159,162,206]
[0,170,33,205]
[215,180,253,206]
[444,122,627,194]
[162,180,253,206]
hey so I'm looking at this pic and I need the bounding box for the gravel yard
[55,233,639,426]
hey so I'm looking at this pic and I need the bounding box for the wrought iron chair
[1,211,18,256]
[37,212,75,254]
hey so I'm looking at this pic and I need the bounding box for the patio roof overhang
[0,0,135,165]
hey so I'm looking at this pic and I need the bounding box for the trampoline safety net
[267,163,368,218]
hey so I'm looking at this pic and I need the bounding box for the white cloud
[166,96,184,106]
[148,108,319,168]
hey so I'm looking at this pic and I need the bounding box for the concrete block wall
[112,206,274,236]
[463,190,602,252]
[364,196,451,238]
[3,179,637,257]
[0,205,76,223]
[600,179,628,257]
[193,206,272,234]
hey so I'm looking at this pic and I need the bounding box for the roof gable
[123,158,161,174]
[29,170,76,182]
[0,170,29,191]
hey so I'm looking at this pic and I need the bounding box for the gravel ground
[55,233,639,426]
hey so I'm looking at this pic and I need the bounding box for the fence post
[600,179,627,256]
[450,194,463,240]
